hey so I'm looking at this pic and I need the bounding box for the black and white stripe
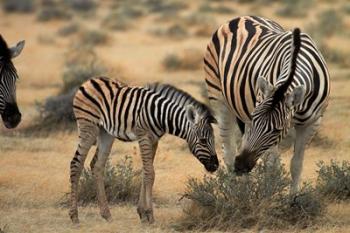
[69,77,218,224]
[0,35,25,129]
[204,16,330,192]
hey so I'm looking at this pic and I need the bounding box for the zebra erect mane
[146,82,215,120]
[272,28,301,106]
[0,35,11,61]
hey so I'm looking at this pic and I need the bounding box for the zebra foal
[69,77,218,224]
[204,16,330,193]
[0,35,25,129]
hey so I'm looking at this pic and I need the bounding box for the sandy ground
[0,1,349,232]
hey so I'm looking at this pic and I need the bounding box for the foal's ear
[286,85,306,108]
[257,76,274,98]
[10,40,25,59]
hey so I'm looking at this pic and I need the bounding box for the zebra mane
[272,28,301,106]
[0,35,11,61]
[146,82,216,121]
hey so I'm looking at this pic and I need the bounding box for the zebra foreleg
[92,130,114,221]
[69,122,99,224]
[216,102,240,167]
[291,118,321,194]
[137,135,158,224]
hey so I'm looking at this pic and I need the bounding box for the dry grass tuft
[175,154,325,231]
[59,156,141,207]
[316,160,350,201]
[1,0,35,13]
[37,0,71,22]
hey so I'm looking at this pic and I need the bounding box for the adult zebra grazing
[69,77,218,224]
[204,16,330,193]
[0,35,25,129]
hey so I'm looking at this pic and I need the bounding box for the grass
[66,0,97,12]
[175,154,325,231]
[308,9,344,38]
[60,156,141,207]
[316,160,350,200]
[79,29,109,46]
[1,0,35,13]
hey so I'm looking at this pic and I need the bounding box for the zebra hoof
[101,210,112,222]
[137,207,154,223]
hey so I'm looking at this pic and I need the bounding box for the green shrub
[79,29,109,46]
[198,3,234,14]
[66,0,96,12]
[60,156,141,206]
[143,0,187,13]
[318,42,350,68]
[37,0,71,22]
[176,154,324,231]
[308,9,344,37]
[33,45,105,130]
[2,0,35,13]
[57,23,80,36]
[316,160,350,200]
[276,0,312,17]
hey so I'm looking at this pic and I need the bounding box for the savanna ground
[0,0,349,232]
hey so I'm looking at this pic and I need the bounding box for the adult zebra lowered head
[234,28,305,174]
[0,35,25,129]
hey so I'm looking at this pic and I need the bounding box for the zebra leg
[90,147,99,171]
[92,130,114,221]
[216,101,240,167]
[69,121,99,224]
[137,135,158,224]
[291,118,321,194]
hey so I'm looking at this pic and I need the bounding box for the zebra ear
[257,76,274,98]
[186,105,198,124]
[286,86,306,108]
[10,40,25,59]
[207,115,218,124]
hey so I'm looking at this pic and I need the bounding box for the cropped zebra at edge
[204,16,330,193]
[0,35,25,129]
[69,77,218,224]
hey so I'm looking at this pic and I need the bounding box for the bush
[60,156,141,206]
[79,29,109,46]
[317,42,350,68]
[316,160,350,200]
[176,154,324,231]
[198,3,234,14]
[57,23,80,36]
[308,9,344,38]
[149,24,188,39]
[143,0,187,14]
[2,0,35,13]
[66,0,96,12]
[162,49,202,71]
[276,0,312,17]
[37,0,71,22]
[33,45,105,130]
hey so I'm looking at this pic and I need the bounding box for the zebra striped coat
[0,35,25,129]
[69,77,218,224]
[204,16,330,192]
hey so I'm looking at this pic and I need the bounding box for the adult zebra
[0,35,25,129]
[204,16,330,193]
[69,77,218,224]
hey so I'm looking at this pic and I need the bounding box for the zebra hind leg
[69,121,99,224]
[92,129,115,221]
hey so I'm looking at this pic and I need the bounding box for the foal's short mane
[146,83,214,119]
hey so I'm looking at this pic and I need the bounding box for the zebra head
[234,28,306,174]
[235,77,306,174]
[0,35,25,129]
[186,105,219,172]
